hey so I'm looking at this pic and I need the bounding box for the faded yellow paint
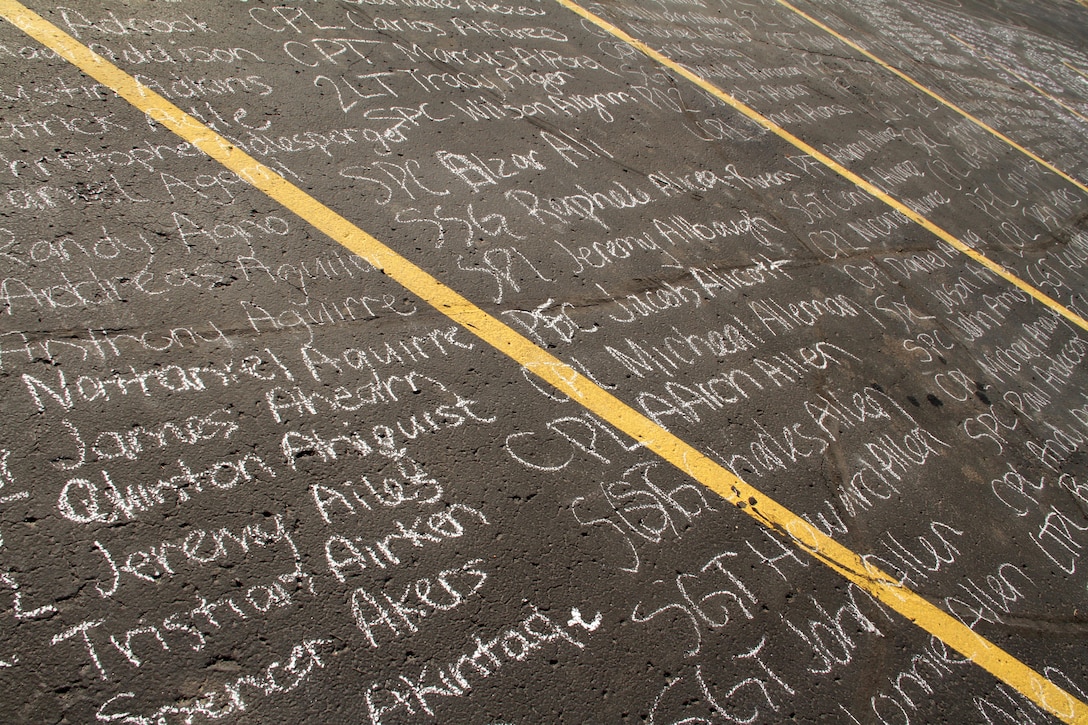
[769,0,1088,196]
[1,0,1085,721]
[952,34,1088,124]
[552,0,1088,336]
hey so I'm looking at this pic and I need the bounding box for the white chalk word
[364,603,587,724]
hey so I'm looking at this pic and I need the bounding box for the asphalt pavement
[1,0,1088,722]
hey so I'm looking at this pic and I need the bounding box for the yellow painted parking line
[555,0,1088,337]
[768,0,1088,196]
[1067,61,1088,80]
[1,0,1085,721]
[952,34,1088,124]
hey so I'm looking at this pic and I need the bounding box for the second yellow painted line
[1,0,1084,721]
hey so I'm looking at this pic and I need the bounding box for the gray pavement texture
[1,0,1088,722]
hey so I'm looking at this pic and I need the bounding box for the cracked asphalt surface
[1,0,1088,722]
